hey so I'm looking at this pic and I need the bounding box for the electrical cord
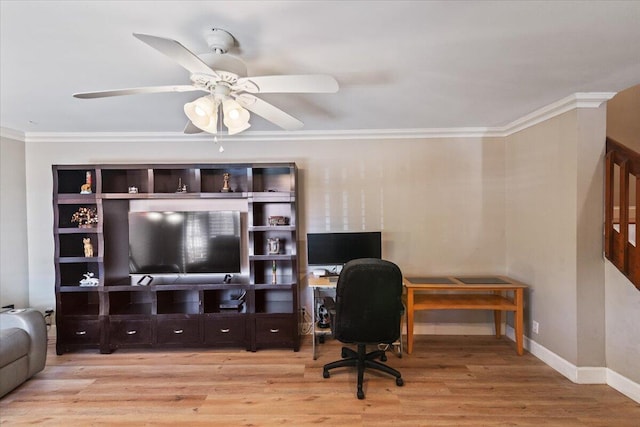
[300,308,313,335]
[44,309,54,330]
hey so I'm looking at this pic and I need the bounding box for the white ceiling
[1,1,639,137]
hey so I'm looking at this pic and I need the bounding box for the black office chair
[322,258,404,399]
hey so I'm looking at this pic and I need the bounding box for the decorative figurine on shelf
[268,216,290,226]
[272,260,277,284]
[221,172,231,192]
[79,272,99,287]
[128,186,138,194]
[267,237,281,255]
[71,207,98,228]
[82,237,94,257]
[176,178,187,193]
[80,171,92,194]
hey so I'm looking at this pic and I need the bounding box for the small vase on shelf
[272,260,277,285]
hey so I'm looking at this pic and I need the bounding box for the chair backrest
[333,258,403,344]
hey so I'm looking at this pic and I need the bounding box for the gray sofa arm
[0,309,47,377]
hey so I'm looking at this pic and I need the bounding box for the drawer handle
[269,328,280,333]
[75,330,87,336]
[173,329,184,334]
[126,330,137,335]
[220,328,230,333]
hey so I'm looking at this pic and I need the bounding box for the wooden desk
[403,276,527,355]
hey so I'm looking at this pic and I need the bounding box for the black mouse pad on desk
[455,276,509,284]
[406,277,456,284]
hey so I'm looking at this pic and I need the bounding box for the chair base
[323,343,403,399]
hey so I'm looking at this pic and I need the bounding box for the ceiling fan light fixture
[222,98,250,134]
[226,121,251,135]
[184,96,218,133]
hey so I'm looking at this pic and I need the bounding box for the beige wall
[506,110,580,363]
[607,84,640,151]
[605,83,640,384]
[505,106,607,367]
[24,136,506,324]
[575,107,607,367]
[605,262,640,383]
[505,97,640,384]
[0,135,29,308]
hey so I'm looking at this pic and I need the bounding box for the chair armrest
[0,309,47,376]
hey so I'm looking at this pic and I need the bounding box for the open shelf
[108,291,153,315]
[101,168,150,194]
[200,166,249,193]
[152,168,198,194]
[156,290,200,315]
[59,292,100,316]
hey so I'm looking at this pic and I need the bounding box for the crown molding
[498,92,616,137]
[22,127,505,144]
[0,126,26,141]
[8,92,617,143]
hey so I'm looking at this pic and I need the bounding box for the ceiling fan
[73,28,339,135]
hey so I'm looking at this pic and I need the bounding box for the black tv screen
[307,232,382,266]
[129,211,241,274]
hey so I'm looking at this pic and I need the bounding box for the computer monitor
[307,232,382,266]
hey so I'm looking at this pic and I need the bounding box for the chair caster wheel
[380,354,387,362]
[323,370,330,379]
[357,389,364,399]
[396,377,404,386]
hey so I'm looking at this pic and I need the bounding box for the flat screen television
[307,232,382,266]
[129,211,241,275]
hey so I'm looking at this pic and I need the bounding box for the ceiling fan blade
[73,85,202,99]
[236,94,303,131]
[133,33,219,77]
[234,75,339,94]
[183,120,203,134]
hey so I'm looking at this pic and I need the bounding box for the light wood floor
[1,334,638,426]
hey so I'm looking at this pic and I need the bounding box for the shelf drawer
[203,315,247,345]
[59,318,101,344]
[156,317,200,345]
[109,319,152,345]
[254,316,294,345]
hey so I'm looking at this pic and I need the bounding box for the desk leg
[493,310,502,338]
[312,288,318,360]
[407,289,415,354]
[493,291,502,337]
[515,288,524,356]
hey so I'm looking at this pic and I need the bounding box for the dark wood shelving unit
[53,163,299,355]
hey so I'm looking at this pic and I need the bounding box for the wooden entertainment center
[53,163,299,355]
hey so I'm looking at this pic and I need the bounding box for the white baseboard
[607,368,640,404]
[505,325,640,403]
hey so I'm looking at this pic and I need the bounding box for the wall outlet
[532,320,539,334]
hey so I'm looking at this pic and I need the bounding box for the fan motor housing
[205,28,236,53]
